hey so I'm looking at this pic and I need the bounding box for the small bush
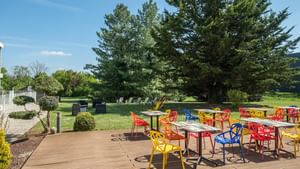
[13,96,35,106]
[227,89,248,108]
[9,111,36,120]
[0,129,11,169]
[38,96,58,111]
[73,112,96,131]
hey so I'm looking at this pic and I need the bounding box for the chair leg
[148,148,154,169]
[162,153,166,169]
[203,137,206,149]
[247,137,252,154]
[261,141,264,160]
[131,124,135,136]
[294,140,297,157]
[209,136,214,151]
[239,143,246,163]
[179,149,185,169]
[222,144,226,165]
[212,140,216,157]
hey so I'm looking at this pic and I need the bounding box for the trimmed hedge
[13,96,35,106]
[38,96,58,111]
[73,112,96,131]
[9,111,37,120]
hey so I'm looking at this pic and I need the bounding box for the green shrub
[73,112,96,131]
[13,96,35,106]
[9,111,36,120]
[0,129,11,169]
[38,96,58,111]
[227,89,248,108]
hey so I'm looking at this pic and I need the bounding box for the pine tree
[87,1,161,101]
[152,0,300,103]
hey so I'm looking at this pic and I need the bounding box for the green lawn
[32,92,300,132]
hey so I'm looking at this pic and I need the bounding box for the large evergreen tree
[87,1,161,101]
[152,0,300,103]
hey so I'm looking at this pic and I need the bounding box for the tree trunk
[207,84,224,104]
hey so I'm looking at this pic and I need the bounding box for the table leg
[197,132,203,164]
[275,127,279,158]
[156,116,159,131]
[213,114,216,127]
[183,130,188,155]
[150,116,153,130]
[264,111,267,118]
[286,109,289,122]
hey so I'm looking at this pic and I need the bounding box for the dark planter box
[95,103,106,114]
[92,99,103,108]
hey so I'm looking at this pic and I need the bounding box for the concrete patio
[23,130,300,169]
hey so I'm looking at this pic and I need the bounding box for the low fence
[0,89,37,112]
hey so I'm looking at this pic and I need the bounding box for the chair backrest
[239,107,249,117]
[213,107,221,111]
[288,108,298,118]
[198,112,206,123]
[229,123,243,139]
[130,112,137,121]
[204,118,214,126]
[149,131,166,151]
[183,108,192,120]
[222,108,231,120]
[169,110,178,122]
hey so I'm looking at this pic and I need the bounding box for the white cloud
[39,50,72,56]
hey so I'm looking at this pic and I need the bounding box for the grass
[32,92,300,132]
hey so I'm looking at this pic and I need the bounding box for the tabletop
[194,109,224,114]
[140,111,167,116]
[243,107,273,111]
[240,118,295,128]
[278,106,300,110]
[170,121,221,133]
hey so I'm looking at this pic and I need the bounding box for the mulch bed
[9,132,46,169]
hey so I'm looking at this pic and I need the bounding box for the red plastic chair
[162,123,185,146]
[247,123,276,159]
[130,112,149,136]
[239,107,250,118]
[288,108,299,123]
[188,118,214,151]
[215,109,231,131]
[160,110,178,126]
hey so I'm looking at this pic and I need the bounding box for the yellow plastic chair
[213,107,221,120]
[198,112,212,123]
[148,131,185,169]
[280,125,300,156]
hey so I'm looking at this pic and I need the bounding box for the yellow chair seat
[282,131,300,140]
[156,143,182,153]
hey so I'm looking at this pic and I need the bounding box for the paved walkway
[2,103,45,142]
[23,130,300,169]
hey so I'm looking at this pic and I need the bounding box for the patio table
[171,121,221,166]
[194,109,225,126]
[240,117,296,158]
[277,107,300,122]
[140,111,167,131]
[243,107,273,118]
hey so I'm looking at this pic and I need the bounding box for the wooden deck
[23,130,300,169]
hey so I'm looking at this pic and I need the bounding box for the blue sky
[0,0,300,74]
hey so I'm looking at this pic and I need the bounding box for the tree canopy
[86,1,162,101]
[152,0,300,103]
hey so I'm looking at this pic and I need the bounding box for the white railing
[0,89,37,112]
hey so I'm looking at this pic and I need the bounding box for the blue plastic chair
[183,108,198,121]
[212,123,245,165]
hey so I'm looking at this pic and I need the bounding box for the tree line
[1,61,95,98]
[86,0,300,103]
